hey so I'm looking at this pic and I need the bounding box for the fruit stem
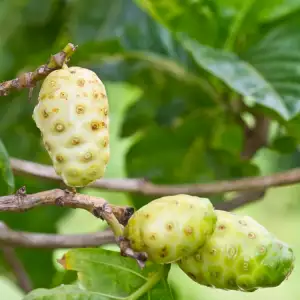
[97,202,124,238]
[126,264,171,300]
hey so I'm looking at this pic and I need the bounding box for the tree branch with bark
[10,157,300,196]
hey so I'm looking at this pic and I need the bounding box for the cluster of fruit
[32,66,295,293]
[124,194,295,292]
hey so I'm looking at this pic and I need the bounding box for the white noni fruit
[33,65,109,187]
[124,194,217,264]
[177,210,295,292]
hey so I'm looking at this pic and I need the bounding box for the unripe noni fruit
[33,65,109,187]
[177,210,295,292]
[123,194,217,264]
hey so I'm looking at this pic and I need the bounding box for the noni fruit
[123,194,217,264]
[32,65,109,187]
[177,210,295,292]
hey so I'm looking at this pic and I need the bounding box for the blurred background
[1,0,300,299]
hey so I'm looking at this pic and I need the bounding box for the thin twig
[0,187,134,226]
[2,247,33,293]
[0,43,77,96]
[215,190,266,211]
[10,157,300,196]
[0,223,33,293]
[0,222,115,248]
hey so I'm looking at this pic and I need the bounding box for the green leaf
[23,285,112,300]
[211,123,244,155]
[270,135,298,154]
[61,248,173,300]
[242,18,300,120]
[215,0,300,23]
[0,139,14,194]
[134,0,219,46]
[125,110,259,208]
[180,35,291,121]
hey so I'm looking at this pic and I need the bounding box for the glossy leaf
[242,17,300,120]
[181,35,293,121]
[0,139,14,194]
[60,248,173,300]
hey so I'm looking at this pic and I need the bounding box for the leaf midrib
[76,258,148,280]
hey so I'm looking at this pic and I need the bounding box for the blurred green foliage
[1,0,300,299]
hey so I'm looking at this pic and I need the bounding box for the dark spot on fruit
[91,121,100,130]
[60,91,68,99]
[55,123,65,132]
[150,234,156,240]
[210,249,217,256]
[195,253,202,262]
[71,137,80,145]
[218,224,226,230]
[42,110,48,118]
[56,155,64,162]
[248,232,256,239]
[102,136,109,147]
[165,223,173,231]
[76,105,85,114]
[52,108,59,113]
[227,277,236,287]
[259,246,266,254]
[93,91,99,99]
[239,220,247,226]
[103,108,108,116]
[189,204,194,209]
[184,226,193,236]
[50,80,56,87]
[210,270,220,278]
[82,152,93,162]
[77,79,85,87]
[228,247,237,258]
[160,246,168,258]
[175,201,179,205]
[144,213,150,219]
[91,121,106,131]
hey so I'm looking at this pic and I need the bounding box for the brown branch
[0,223,33,293]
[0,190,264,251]
[2,246,33,293]
[0,43,77,96]
[10,157,300,196]
[0,187,134,227]
[0,222,115,248]
[241,113,270,159]
[215,190,266,211]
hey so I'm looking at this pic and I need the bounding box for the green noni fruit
[177,210,295,292]
[33,65,109,187]
[123,194,217,264]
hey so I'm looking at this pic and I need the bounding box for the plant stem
[224,0,256,51]
[127,264,171,300]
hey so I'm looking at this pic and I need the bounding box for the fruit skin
[177,210,295,292]
[123,194,217,264]
[32,66,109,187]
